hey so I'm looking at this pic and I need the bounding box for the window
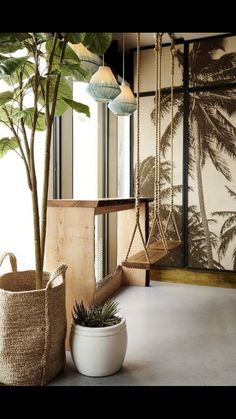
[72,81,132,280]
[73,82,101,199]
[118,115,131,197]
[0,80,44,271]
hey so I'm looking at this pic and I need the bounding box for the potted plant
[0,32,112,386]
[70,299,128,377]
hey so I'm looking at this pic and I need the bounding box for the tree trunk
[193,117,214,269]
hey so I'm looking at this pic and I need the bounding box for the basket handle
[46,263,68,289]
[0,252,17,272]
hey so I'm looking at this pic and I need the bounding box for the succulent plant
[72,299,121,328]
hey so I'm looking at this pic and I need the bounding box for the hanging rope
[165,33,181,241]
[147,32,168,251]
[125,33,150,263]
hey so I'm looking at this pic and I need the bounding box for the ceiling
[112,33,229,52]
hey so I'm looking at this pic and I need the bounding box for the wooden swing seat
[122,240,182,270]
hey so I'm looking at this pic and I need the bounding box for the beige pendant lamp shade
[108,33,137,116]
[108,81,137,116]
[87,65,121,103]
[70,42,101,75]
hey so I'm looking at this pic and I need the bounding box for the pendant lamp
[108,33,137,116]
[87,56,121,103]
[70,42,101,75]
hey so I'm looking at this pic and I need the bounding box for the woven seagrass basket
[0,252,67,386]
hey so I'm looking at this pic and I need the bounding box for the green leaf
[38,76,72,116]
[0,137,19,157]
[0,33,31,43]
[62,98,90,117]
[83,33,112,56]
[0,42,24,53]
[72,299,120,327]
[45,38,62,62]
[13,108,46,131]
[59,60,91,82]
[54,99,69,117]
[49,68,61,76]
[34,32,53,40]
[0,56,28,79]
[26,111,45,131]
[3,60,35,85]
[0,33,32,53]
[0,91,13,106]
[67,33,86,44]
[0,105,14,124]
[46,39,81,67]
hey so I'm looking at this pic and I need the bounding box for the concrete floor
[50,281,236,386]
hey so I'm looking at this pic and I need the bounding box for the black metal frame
[131,33,236,273]
[53,33,236,279]
[183,41,189,268]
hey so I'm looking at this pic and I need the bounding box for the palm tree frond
[212,210,236,218]
[189,39,225,85]
[206,145,232,181]
[176,49,184,66]
[161,107,184,157]
[150,92,183,122]
[200,53,236,83]
[218,226,236,258]
[201,90,236,116]
[220,214,236,235]
[225,186,236,199]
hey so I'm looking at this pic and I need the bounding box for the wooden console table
[45,198,151,346]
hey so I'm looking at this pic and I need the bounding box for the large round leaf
[38,76,72,116]
[83,33,112,56]
[0,91,13,106]
[67,33,86,44]
[0,56,28,79]
[0,137,19,157]
[13,108,46,131]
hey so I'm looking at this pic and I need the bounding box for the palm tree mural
[187,39,236,269]
[139,155,182,233]
[212,186,236,270]
[188,205,223,269]
[139,155,183,266]
[150,38,236,269]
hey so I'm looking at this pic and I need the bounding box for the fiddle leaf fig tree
[0,32,112,289]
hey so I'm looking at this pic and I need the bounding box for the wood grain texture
[48,198,152,209]
[151,267,236,288]
[45,207,95,348]
[122,241,182,269]
[94,266,122,304]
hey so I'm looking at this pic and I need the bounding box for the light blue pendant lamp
[108,33,137,116]
[71,42,101,75]
[87,55,121,103]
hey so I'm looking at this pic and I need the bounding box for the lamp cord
[122,33,125,83]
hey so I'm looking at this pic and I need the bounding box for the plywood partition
[94,266,123,304]
[45,206,95,347]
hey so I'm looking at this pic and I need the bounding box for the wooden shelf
[48,198,152,215]
[122,240,182,270]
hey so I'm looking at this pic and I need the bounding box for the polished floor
[50,281,236,386]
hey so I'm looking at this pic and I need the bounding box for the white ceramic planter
[70,317,127,377]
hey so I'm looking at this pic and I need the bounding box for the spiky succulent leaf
[72,299,121,327]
